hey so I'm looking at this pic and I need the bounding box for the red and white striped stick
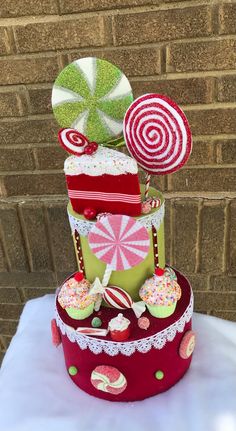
[145,173,151,200]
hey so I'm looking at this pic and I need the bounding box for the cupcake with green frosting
[58,272,97,320]
[139,268,181,318]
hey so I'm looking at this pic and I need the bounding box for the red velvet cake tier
[55,268,194,402]
[64,147,142,217]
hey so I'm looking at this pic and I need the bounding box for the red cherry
[74,272,84,282]
[89,141,98,151]
[84,142,98,155]
[155,268,165,276]
[83,207,97,220]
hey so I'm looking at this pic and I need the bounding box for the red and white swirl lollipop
[58,128,89,155]
[124,94,192,197]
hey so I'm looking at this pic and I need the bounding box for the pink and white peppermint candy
[88,214,150,271]
[124,94,192,176]
[58,128,89,155]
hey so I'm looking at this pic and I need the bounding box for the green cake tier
[67,185,165,301]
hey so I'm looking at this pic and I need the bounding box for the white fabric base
[0,295,236,431]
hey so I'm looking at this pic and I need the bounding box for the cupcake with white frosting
[108,313,131,341]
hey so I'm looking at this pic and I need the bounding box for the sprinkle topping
[139,270,181,306]
[58,276,97,310]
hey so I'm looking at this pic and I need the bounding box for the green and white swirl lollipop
[52,57,133,145]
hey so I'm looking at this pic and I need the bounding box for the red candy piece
[84,142,98,155]
[91,365,127,395]
[179,330,196,359]
[74,272,84,282]
[155,268,165,276]
[51,319,61,347]
[83,207,97,220]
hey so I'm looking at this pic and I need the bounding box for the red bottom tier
[55,269,194,402]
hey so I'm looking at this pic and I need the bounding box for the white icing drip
[64,146,138,176]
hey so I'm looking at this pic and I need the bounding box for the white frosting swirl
[64,146,138,176]
[108,313,130,331]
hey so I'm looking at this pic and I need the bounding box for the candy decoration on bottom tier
[91,366,127,395]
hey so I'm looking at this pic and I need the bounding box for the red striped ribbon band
[68,190,141,204]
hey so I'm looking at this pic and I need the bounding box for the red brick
[0,287,21,303]
[0,203,28,271]
[167,39,236,73]
[0,241,8,272]
[113,6,212,45]
[59,0,172,13]
[187,108,236,135]
[35,146,66,170]
[0,271,57,287]
[0,320,18,336]
[194,292,236,311]
[211,310,236,322]
[0,56,59,85]
[199,202,226,273]
[2,172,66,197]
[0,303,24,320]
[0,148,34,171]
[45,202,77,272]
[69,47,161,77]
[0,118,57,145]
[0,27,14,55]
[27,87,52,115]
[210,276,236,291]
[219,3,236,35]
[14,16,109,54]
[216,140,236,164]
[0,90,28,117]
[169,168,236,193]
[0,0,58,17]
[187,274,209,292]
[172,200,198,273]
[20,203,53,271]
[229,202,236,275]
[217,75,236,103]
[189,140,215,166]
[132,77,213,105]
[23,287,55,300]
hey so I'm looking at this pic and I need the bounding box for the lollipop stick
[145,173,151,200]
[102,265,113,287]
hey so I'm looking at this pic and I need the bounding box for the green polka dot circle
[52,57,133,145]
[155,370,164,380]
[68,366,78,376]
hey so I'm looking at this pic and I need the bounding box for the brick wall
[0,0,236,361]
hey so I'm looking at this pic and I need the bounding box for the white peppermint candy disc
[124,93,192,175]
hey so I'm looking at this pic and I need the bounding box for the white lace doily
[55,289,193,357]
[68,202,165,237]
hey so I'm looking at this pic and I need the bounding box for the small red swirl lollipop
[123,94,192,198]
[58,128,98,156]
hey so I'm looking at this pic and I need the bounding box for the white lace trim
[68,202,165,237]
[55,289,193,357]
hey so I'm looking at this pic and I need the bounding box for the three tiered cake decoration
[51,57,196,401]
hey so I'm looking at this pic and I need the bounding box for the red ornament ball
[84,142,98,155]
[83,207,97,220]
[74,272,84,282]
